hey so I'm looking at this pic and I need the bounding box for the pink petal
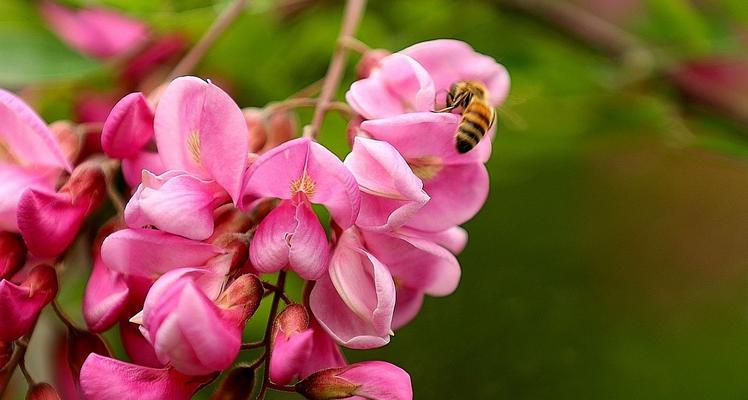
[79,354,204,400]
[101,92,155,159]
[0,89,71,171]
[360,112,489,165]
[154,77,248,202]
[400,39,510,106]
[390,286,424,331]
[346,54,435,119]
[249,200,329,280]
[17,190,89,258]
[339,361,413,400]
[241,138,360,228]
[399,226,468,254]
[345,137,429,231]
[408,162,489,231]
[120,321,162,368]
[125,171,228,240]
[362,230,461,297]
[298,321,347,379]
[83,254,130,332]
[270,329,314,384]
[40,1,148,60]
[0,265,57,342]
[101,229,223,278]
[310,230,395,349]
[0,164,58,232]
[121,151,166,189]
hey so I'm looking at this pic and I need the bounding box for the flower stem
[304,0,368,139]
[0,333,32,396]
[168,0,250,80]
[52,300,78,331]
[256,270,287,399]
[18,357,34,387]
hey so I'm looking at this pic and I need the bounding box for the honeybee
[437,80,495,153]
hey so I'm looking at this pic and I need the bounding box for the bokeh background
[3,0,748,398]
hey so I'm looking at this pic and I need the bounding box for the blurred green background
[3,0,748,398]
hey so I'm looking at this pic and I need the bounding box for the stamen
[289,173,316,198]
[408,156,443,181]
[187,131,201,164]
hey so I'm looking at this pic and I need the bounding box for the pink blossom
[101,92,155,159]
[296,361,413,400]
[270,304,346,385]
[39,1,148,60]
[344,137,429,231]
[80,354,209,400]
[0,90,71,233]
[361,229,461,329]
[310,229,395,349]
[359,112,489,231]
[0,265,58,342]
[242,137,360,280]
[136,268,258,375]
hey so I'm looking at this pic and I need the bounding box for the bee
[436,80,495,153]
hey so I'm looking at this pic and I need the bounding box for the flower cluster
[0,2,508,397]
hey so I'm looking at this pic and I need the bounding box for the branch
[256,270,287,399]
[168,0,250,80]
[304,0,368,138]
[0,334,31,396]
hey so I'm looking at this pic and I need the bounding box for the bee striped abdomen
[455,101,493,153]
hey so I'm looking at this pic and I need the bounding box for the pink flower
[0,265,58,342]
[358,112,489,231]
[296,361,413,400]
[26,383,61,400]
[80,354,210,400]
[361,229,461,329]
[270,304,346,385]
[242,137,360,280]
[153,76,249,203]
[18,161,106,258]
[0,89,71,233]
[310,229,395,349]
[39,1,148,60]
[125,170,229,240]
[344,137,429,231]
[136,268,260,375]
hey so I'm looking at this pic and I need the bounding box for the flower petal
[17,190,88,258]
[0,164,58,232]
[101,92,155,159]
[121,151,166,189]
[101,229,223,278]
[83,254,130,332]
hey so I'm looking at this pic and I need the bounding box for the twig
[268,382,296,392]
[0,333,32,396]
[256,270,287,399]
[263,98,354,120]
[18,358,34,387]
[261,281,292,304]
[52,300,78,331]
[240,341,264,350]
[168,0,250,80]
[304,0,367,138]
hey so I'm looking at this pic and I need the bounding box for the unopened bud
[356,49,390,79]
[49,121,81,165]
[263,110,297,151]
[60,161,106,209]
[216,274,263,323]
[244,108,297,154]
[295,368,359,400]
[26,383,61,400]
[210,365,255,400]
[67,326,111,382]
[0,232,26,280]
[25,265,58,302]
[210,206,253,242]
[273,304,309,342]
[244,108,267,153]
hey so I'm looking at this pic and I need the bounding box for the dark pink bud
[216,274,263,324]
[60,161,106,207]
[296,361,413,400]
[356,49,391,79]
[26,383,61,400]
[67,327,111,384]
[210,365,255,400]
[0,232,26,280]
[49,121,81,165]
[0,265,58,342]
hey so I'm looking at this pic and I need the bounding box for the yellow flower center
[290,173,316,198]
[408,156,443,181]
[186,131,201,164]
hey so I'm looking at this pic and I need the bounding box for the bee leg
[433,105,458,113]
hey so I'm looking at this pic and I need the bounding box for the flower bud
[356,49,390,79]
[61,161,106,206]
[211,206,253,241]
[296,361,412,400]
[244,107,297,154]
[49,121,81,165]
[0,265,58,342]
[216,274,263,324]
[244,108,266,153]
[273,303,309,341]
[0,232,26,280]
[67,326,111,383]
[211,365,255,400]
[26,383,61,400]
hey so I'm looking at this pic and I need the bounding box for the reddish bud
[210,206,253,242]
[356,49,390,79]
[210,365,255,400]
[295,367,359,400]
[0,232,26,280]
[60,161,106,209]
[26,383,61,400]
[244,108,267,153]
[67,327,111,384]
[49,121,81,165]
[216,274,263,323]
[273,303,310,342]
[24,264,59,301]
[244,108,297,154]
